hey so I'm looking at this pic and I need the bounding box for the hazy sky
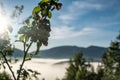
[0,0,120,51]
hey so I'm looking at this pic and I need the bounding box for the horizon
[15,44,107,52]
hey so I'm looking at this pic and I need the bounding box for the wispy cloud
[59,0,104,23]
[59,14,75,21]
[50,26,97,39]
[69,1,103,11]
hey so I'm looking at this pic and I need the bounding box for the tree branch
[17,41,33,80]
[0,51,16,80]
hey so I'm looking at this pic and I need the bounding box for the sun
[0,13,11,34]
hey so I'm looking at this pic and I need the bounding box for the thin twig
[17,41,33,80]
[0,51,17,80]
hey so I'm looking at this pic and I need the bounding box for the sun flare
[0,13,10,34]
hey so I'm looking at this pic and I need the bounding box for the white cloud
[59,14,75,21]
[50,26,97,39]
[59,1,104,22]
[69,1,103,12]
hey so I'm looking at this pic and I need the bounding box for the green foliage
[64,51,97,80]
[35,41,42,55]
[48,11,52,18]
[0,0,62,80]
[32,6,41,15]
[0,71,12,80]
[16,0,62,80]
[19,0,62,44]
[11,5,24,18]
[17,0,63,59]
[33,0,62,18]
[0,27,13,57]
[17,68,40,80]
[101,33,120,80]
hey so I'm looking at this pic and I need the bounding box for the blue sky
[0,0,120,51]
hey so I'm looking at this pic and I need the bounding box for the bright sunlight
[0,13,10,34]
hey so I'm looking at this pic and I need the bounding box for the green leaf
[25,35,29,42]
[35,42,42,55]
[55,0,59,2]
[25,16,32,26]
[25,54,30,61]
[28,69,33,73]
[42,10,47,16]
[25,19,30,26]
[30,53,34,58]
[48,11,52,18]
[19,35,25,42]
[32,6,41,15]
[42,0,50,2]
[18,26,26,34]
[15,40,21,42]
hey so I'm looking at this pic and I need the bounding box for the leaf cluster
[0,71,12,80]
[17,68,40,80]
[0,0,62,80]
[18,0,62,55]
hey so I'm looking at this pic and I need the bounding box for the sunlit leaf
[32,6,41,15]
[18,26,28,34]
[42,10,47,16]
[35,42,42,55]
[25,36,29,42]
[19,35,25,42]
[18,27,25,34]
[55,0,59,2]
[42,0,50,2]
[48,11,52,18]
[25,19,30,26]
[25,54,30,61]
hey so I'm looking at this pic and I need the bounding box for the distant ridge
[35,45,107,61]
[35,46,81,59]
[12,45,107,61]
[12,48,24,57]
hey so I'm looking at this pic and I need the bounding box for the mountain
[35,46,81,59]
[12,48,24,57]
[34,45,107,61]
[83,46,107,61]
[12,45,107,61]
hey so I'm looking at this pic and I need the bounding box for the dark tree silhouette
[63,51,97,80]
[101,33,120,80]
